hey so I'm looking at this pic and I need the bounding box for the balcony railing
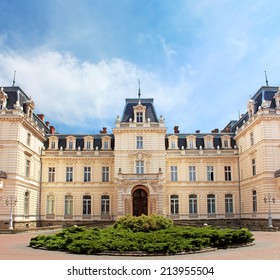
[119,173,161,181]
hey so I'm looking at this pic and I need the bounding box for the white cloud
[0,49,193,134]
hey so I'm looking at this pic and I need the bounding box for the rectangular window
[136,112,143,122]
[101,195,110,215]
[84,166,91,182]
[69,141,73,150]
[27,133,31,146]
[171,140,176,149]
[136,160,144,174]
[170,166,178,182]
[104,141,109,149]
[64,195,73,216]
[189,166,196,181]
[207,166,214,181]
[189,140,194,149]
[207,194,216,214]
[170,195,179,215]
[250,132,254,146]
[206,140,212,149]
[83,195,91,215]
[189,194,198,214]
[136,136,143,149]
[51,141,56,149]
[252,190,257,212]
[48,167,55,182]
[47,195,55,215]
[102,166,109,182]
[86,141,91,150]
[66,167,73,182]
[224,140,229,148]
[26,159,30,178]
[24,192,30,216]
[225,194,233,214]
[224,166,232,181]
[252,158,256,176]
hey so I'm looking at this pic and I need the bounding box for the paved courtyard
[0,229,279,260]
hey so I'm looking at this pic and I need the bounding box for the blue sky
[0,0,280,134]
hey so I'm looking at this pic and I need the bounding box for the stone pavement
[0,229,279,260]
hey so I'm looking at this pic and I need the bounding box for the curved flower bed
[29,215,254,255]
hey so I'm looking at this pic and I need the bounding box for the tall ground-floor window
[207,194,216,214]
[65,195,73,216]
[46,195,55,215]
[101,195,110,215]
[170,194,179,215]
[252,190,257,212]
[83,195,91,215]
[24,191,30,216]
[189,194,198,215]
[225,194,233,214]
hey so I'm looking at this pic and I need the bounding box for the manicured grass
[29,215,254,255]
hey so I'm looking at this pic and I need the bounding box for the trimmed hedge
[29,215,254,255]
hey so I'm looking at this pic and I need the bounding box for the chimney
[174,126,179,133]
[45,121,50,127]
[50,126,55,135]
[100,127,107,134]
[211,128,219,133]
[37,114,45,122]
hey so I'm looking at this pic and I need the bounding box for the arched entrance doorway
[132,188,148,216]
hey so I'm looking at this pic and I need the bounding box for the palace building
[0,85,280,229]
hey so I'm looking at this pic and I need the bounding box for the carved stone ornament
[0,171,7,179]
[275,169,280,178]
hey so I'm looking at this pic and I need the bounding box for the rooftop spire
[138,79,141,99]
[12,70,16,87]
[265,70,269,86]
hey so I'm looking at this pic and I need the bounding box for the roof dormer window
[168,135,178,149]
[204,135,214,149]
[133,103,146,123]
[101,136,111,150]
[66,136,76,150]
[221,135,231,149]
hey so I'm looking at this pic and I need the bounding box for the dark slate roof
[45,134,114,150]
[121,98,159,122]
[166,133,236,149]
[2,86,50,133]
[231,86,279,132]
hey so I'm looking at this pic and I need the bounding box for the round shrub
[113,214,174,232]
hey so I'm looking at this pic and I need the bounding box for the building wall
[235,107,280,222]
[0,108,46,229]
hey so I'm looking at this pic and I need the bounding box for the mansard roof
[223,86,279,133]
[2,86,50,133]
[166,133,236,150]
[121,98,159,122]
[44,134,114,150]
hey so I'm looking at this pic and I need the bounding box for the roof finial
[12,70,16,87]
[265,70,269,86]
[138,79,141,99]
